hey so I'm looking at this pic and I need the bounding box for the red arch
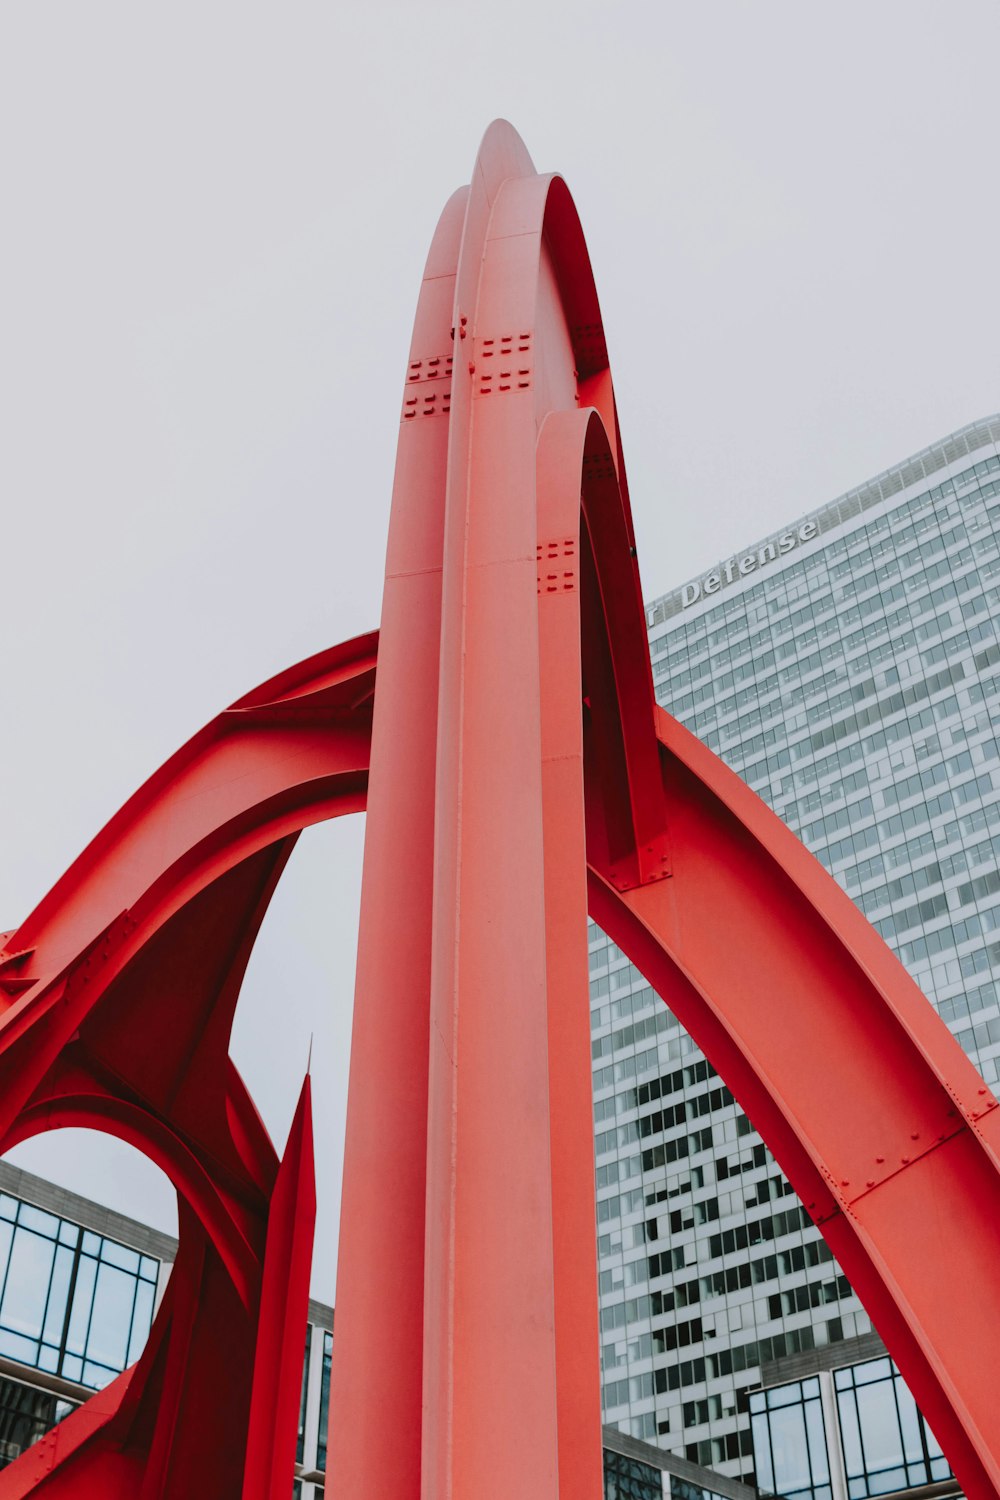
[0,637,375,1499]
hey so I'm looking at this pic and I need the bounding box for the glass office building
[592,414,1000,1482]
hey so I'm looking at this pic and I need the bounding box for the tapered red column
[537,412,605,1500]
[422,142,561,1500]
[328,189,465,1493]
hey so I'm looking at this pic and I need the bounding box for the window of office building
[316,1329,332,1472]
[604,1447,662,1498]
[297,1323,312,1463]
[748,1377,831,1500]
[293,1314,332,1493]
[0,1374,75,1471]
[834,1357,951,1498]
[0,1193,159,1389]
[670,1480,729,1500]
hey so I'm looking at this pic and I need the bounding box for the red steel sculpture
[1,121,998,1500]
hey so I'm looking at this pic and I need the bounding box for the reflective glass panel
[316,1330,332,1471]
[0,1375,77,1470]
[0,1193,160,1390]
[769,1402,812,1492]
[85,1263,136,1371]
[1,1230,55,1337]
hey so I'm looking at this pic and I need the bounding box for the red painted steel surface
[328,183,466,1493]
[332,121,1000,1500]
[0,638,375,1498]
[3,120,1000,1499]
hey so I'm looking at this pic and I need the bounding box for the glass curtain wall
[749,1358,956,1500]
[834,1358,951,1498]
[0,1192,158,1389]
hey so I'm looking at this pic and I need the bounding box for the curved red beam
[0,636,374,1499]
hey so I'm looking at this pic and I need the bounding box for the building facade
[592,414,1000,1483]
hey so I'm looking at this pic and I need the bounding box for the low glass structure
[0,1191,158,1390]
[670,1479,732,1500]
[0,1375,74,1471]
[834,1357,951,1498]
[316,1329,332,1472]
[749,1355,957,1500]
[748,1377,831,1500]
[604,1447,663,1498]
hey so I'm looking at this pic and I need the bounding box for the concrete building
[591,414,1000,1485]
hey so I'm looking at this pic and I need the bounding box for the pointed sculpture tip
[475,118,536,178]
[306,1031,314,1077]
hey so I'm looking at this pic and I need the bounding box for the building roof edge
[647,414,1000,626]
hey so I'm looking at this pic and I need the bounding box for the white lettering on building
[680,519,820,608]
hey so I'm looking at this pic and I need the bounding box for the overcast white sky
[1,3,997,1304]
